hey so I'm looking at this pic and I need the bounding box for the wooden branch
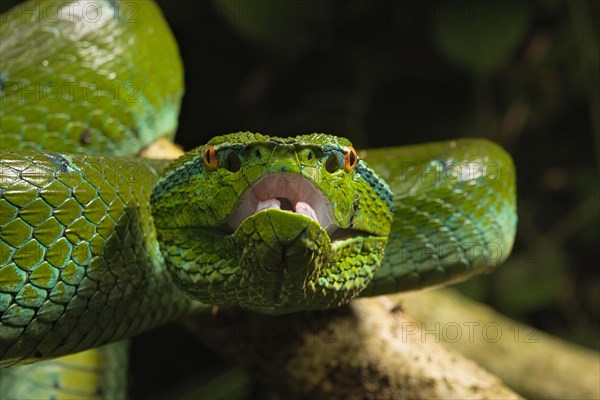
[184,298,520,399]
[141,137,184,159]
[400,289,600,399]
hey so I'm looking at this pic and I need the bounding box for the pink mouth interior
[256,198,319,221]
[227,173,337,235]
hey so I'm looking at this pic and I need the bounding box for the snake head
[150,132,393,314]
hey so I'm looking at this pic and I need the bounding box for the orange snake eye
[203,144,218,171]
[344,146,358,172]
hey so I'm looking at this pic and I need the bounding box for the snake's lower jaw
[157,209,388,314]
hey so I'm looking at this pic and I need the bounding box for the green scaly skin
[0,149,195,367]
[361,139,517,295]
[1,0,188,396]
[0,0,518,397]
[0,0,183,155]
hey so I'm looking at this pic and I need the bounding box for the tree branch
[400,289,600,399]
[185,297,520,399]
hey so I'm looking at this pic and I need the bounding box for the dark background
[1,0,598,398]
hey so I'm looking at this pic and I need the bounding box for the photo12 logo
[1,80,139,104]
[401,321,539,344]
[399,160,504,184]
[2,1,139,24]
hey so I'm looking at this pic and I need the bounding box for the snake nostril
[226,152,242,172]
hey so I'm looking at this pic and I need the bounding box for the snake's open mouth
[227,173,338,235]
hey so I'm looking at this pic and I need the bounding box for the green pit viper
[0,0,517,398]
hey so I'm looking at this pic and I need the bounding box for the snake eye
[203,145,218,171]
[344,146,358,172]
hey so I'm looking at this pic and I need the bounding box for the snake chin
[227,173,339,236]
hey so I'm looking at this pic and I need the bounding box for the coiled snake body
[0,1,517,398]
